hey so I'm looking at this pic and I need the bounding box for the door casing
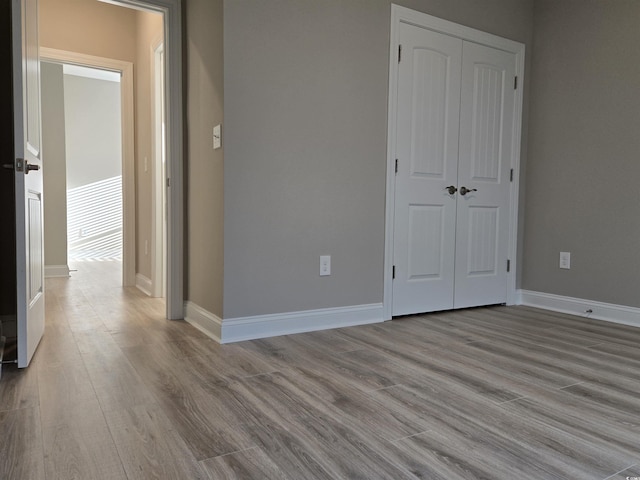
[40,48,135,287]
[99,0,183,319]
[384,5,525,319]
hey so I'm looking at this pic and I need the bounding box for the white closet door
[392,23,462,316]
[453,41,516,309]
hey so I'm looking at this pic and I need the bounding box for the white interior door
[12,0,45,367]
[392,21,517,317]
[392,23,462,316]
[454,42,515,309]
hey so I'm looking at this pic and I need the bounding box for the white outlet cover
[559,251,571,269]
[320,255,331,276]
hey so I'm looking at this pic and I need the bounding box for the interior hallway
[1,261,640,479]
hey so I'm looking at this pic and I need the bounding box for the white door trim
[39,48,136,287]
[384,4,525,319]
[150,37,165,298]
[99,0,183,319]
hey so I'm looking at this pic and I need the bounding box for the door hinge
[514,76,518,90]
[507,259,511,273]
[392,265,396,279]
[395,159,398,174]
[510,168,514,182]
[398,44,402,63]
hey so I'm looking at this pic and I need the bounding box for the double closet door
[392,22,517,316]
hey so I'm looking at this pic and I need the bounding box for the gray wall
[186,0,224,318]
[223,0,534,318]
[522,0,640,307]
[41,62,69,269]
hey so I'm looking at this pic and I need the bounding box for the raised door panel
[392,23,461,315]
[454,41,515,309]
[410,48,449,178]
[407,205,444,280]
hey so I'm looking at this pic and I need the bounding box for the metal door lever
[459,186,477,196]
[4,159,39,173]
[25,161,40,174]
[445,185,457,195]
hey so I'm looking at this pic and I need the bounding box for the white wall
[64,72,122,188]
[64,71,123,260]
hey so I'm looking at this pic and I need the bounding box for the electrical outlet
[559,251,570,269]
[320,255,331,276]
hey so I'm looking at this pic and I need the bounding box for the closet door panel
[392,22,462,316]
[454,41,516,309]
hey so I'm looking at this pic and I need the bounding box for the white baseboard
[518,290,640,328]
[220,303,385,344]
[45,265,70,278]
[135,274,152,296]
[183,302,385,344]
[184,301,222,343]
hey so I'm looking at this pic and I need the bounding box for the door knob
[25,161,40,174]
[459,186,477,196]
[445,185,457,195]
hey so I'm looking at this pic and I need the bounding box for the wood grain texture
[104,403,210,480]
[42,399,127,480]
[200,447,291,480]
[0,407,45,479]
[0,364,39,412]
[2,262,640,479]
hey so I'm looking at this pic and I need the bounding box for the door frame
[40,48,136,287]
[100,0,183,319]
[384,5,525,319]
[151,36,165,298]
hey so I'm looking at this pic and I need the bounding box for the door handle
[445,185,457,195]
[25,161,40,174]
[2,158,39,173]
[459,186,477,196]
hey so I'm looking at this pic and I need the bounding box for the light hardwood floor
[1,260,640,479]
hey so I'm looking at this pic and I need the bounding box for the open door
[12,0,44,368]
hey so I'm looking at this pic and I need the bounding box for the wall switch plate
[559,251,571,269]
[213,124,221,150]
[320,255,331,276]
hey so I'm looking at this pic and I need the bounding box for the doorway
[38,0,184,320]
[40,51,137,289]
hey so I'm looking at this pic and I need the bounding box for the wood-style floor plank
[2,260,640,479]
[200,447,291,480]
[42,399,127,480]
[104,402,210,480]
[0,407,45,480]
[0,364,39,412]
[122,342,256,460]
